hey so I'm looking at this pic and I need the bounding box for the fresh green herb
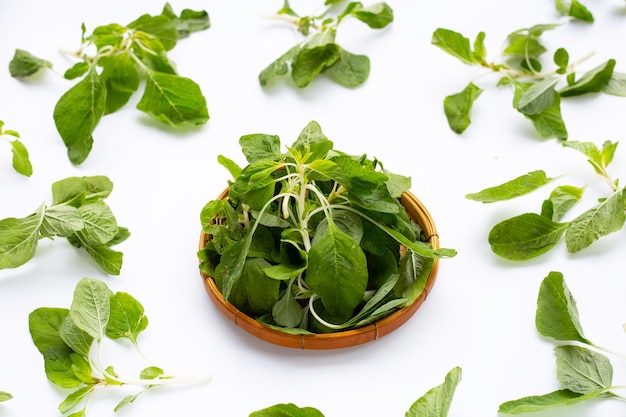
[466,140,624,260]
[259,0,393,88]
[0,392,11,402]
[499,271,626,414]
[555,0,594,23]
[9,3,210,165]
[0,175,128,274]
[249,366,461,416]
[29,277,211,416]
[0,120,32,177]
[432,25,623,139]
[199,121,456,334]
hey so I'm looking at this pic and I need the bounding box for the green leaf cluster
[0,120,32,177]
[29,277,208,416]
[259,1,393,88]
[0,175,128,274]
[9,3,210,165]
[249,366,461,416]
[499,272,622,414]
[466,140,624,260]
[199,121,456,334]
[432,25,623,139]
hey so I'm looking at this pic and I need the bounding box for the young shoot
[0,120,32,177]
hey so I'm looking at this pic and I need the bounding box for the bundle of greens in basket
[198,121,456,334]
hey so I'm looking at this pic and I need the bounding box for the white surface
[1,1,626,416]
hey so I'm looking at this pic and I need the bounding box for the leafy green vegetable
[499,272,623,414]
[10,3,210,164]
[432,25,621,139]
[0,175,128,274]
[0,120,32,177]
[405,366,462,417]
[467,140,625,260]
[0,392,12,402]
[29,278,211,416]
[199,121,456,334]
[259,1,393,88]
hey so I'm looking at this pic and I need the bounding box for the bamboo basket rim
[199,188,440,350]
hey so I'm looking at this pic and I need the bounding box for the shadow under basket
[199,189,441,350]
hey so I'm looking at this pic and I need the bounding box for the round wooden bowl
[199,189,440,349]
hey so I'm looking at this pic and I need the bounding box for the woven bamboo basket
[199,188,440,349]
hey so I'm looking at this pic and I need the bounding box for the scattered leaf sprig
[466,139,625,260]
[9,3,210,165]
[249,366,461,417]
[432,24,623,139]
[499,271,626,414]
[0,175,128,274]
[259,0,393,89]
[29,277,212,416]
[0,120,32,177]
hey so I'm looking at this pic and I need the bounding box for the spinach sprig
[432,24,624,139]
[499,271,626,413]
[466,140,624,260]
[9,3,210,165]
[29,277,211,416]
[0,120,32,177]
[0,175,128,274]
[199,121,456,333]
[259,0,393,88]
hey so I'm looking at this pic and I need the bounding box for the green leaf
[53,67,106,165]
[40,206,84,238]
[240,134,282,163]
[352,2,394,29]
[9,49,52,77]
[291,31,341,88]
[161,4,210,38]
[99,54,140,114]
[217,155,242,180]
[229,257,280,315]
[140,366,165,380]
[249,403,325,417]
[29,307,71,355]
[0,392,12,402]
[555,345,612,394]
[541,185,584,222]
[60,315,95,357]
[106,291,149,344]
[272,289,305,328]
[325,47,370,88]
[42,348,85,388]
[559,59,615,97]
[535,271,591,344]
[74,202,118,245]
[556,0,594,22]
[69,278,111,341]
[514,85,568,140]
[306,221,368,317]
[565,188,625,253]
[259,45,300,87]
[498,389,603,414]
[516,77,560,115]
[64,62,90,80]
[9,138,33,177]
[137,70,209,126]
[554,48,569,74]
[128,14,178,51]
[604,72,626,97]
[466,170,554,203]
[0,203,45,270]
[443,83,483,134]
[291,120,333,163]
[51,175,113,206]
[488,213,569,260]
[79,243,124,275]
[431,28,479,65]
[405,366,462,417]
[58,385,95,414]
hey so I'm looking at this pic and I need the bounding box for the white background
[1,0,626,416]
